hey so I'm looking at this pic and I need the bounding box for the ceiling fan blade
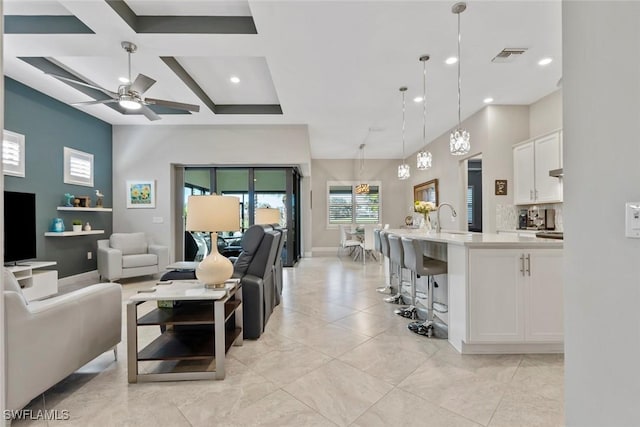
[71,99,118,106]
[130,74,156,95]
[46,73,117,97]
[145,97,200,113]
[140,105,161,121]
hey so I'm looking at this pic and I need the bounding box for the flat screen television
[4,191,37,264]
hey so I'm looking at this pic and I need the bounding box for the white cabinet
[7,262,58,301]
[513,130,563,205]
[468,248,563,343]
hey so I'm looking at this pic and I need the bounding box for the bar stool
[384,234,406,304]
[401,237,448,338]
[373,229,382,264]
[376,230,392,294]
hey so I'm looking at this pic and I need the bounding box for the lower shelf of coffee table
[138,327,242,361]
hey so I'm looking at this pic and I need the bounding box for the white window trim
[64,147,94,187]
[2,130,25,178]
[326,180,382,228]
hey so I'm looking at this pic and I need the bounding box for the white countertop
[387,229,563,248]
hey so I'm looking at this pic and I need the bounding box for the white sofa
[97,232,169,281]
[3,268,122,412]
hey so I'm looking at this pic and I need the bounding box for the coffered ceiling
[3,0,562,159]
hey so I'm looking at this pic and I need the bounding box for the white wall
[311,158,409,250]
[405,105,529,233]
[563,2,640,426]
[112,125,312,259]
[529,89,562,138]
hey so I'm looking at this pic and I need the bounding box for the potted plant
[72,219,82,232]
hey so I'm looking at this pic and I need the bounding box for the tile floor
[15,257,564,426]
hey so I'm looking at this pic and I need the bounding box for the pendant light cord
[422,60,427,148]
[128,51,132,83]
[457,11,462,128]
[402,89,406,160]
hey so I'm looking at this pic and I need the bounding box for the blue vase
[50,218,65,232]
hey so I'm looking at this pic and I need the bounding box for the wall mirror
[413,179,438,205]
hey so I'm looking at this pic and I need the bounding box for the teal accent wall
[4,77,112,278]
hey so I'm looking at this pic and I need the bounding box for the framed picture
[126,180,155,208]
[413,179,439,205]
[495,179,507,195]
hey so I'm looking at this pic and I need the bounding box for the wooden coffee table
[127,279,242,383]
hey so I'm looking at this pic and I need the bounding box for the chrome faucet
[436,203,457,233]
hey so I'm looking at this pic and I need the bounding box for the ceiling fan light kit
[47,41,199,121]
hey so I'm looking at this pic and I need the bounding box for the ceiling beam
[4,16,94,34]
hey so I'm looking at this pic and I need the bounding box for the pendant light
[355,143,370,194]
[416,55,433,170]
[450,2,470,156]
[397,86,410,180]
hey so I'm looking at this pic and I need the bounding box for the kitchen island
[387,229,563,354]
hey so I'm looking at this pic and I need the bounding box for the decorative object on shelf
[84,222,92,231]
[255,207,280,225]
[50,218,65,232]
[95,189,104,208]
[356,143,370,194]
[75,196,91,208]
[185,195,240,288]
[126,180,155,208]
[414,179,439,206]
[414,200,436,231]
[495,179,507,195]
[404,215,414,226]
[64,193,75,207]
[397,86,410,180]
[416,55,433,170]
[73,198,80,207]
[72,220,82,232]
[450,2,471,156]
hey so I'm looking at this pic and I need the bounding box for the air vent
[492,48,528,63]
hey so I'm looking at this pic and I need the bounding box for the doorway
[467,156,483,232]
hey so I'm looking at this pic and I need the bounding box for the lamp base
[195,236,234,288]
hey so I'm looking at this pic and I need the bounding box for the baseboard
[310,247,340,257]
[458,340,564,354]
[58,270,100,287]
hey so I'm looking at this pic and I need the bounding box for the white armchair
[3,268,122,412]
[97,232,169,281]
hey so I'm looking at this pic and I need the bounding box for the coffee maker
[525,208,556,230]
[518,210,528,229]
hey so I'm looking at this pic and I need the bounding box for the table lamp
[255,207,280,225]
[186,195,240,288]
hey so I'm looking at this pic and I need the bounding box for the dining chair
[338,224,360,257]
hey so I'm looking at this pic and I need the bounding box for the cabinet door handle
[526,254,531,276]
[534,189,538,200]
[520,254,525,276]
[530,189,533,200]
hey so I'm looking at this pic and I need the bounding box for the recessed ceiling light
[230,76,240,84]
[118,77,130,83]
[538,57,553,66]
[483,97,494,104]
[445,57,458,65]
[413,96,424,103]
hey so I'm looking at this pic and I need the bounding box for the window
[467,186,473,224]
[327,181,381,226]
[64,147,94,187]
[2,130,25,178]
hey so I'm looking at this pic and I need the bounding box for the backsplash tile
[496,203,563,231]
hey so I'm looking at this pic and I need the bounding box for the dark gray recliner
[233,225,280,339]
[269,225,286,305]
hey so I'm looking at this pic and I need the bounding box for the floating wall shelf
[44,230,105,237]
[57,207,112,212]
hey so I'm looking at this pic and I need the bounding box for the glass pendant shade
[417,150,432,169]
[398,163,410,180]
[450,128,470,155]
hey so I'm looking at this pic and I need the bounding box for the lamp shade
[185,195,240,232]
[255,207,280,225]
[185,195,240,288]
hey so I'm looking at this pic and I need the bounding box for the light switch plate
[625,202,640,238]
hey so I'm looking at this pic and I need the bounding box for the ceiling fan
[47,41,200,121]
